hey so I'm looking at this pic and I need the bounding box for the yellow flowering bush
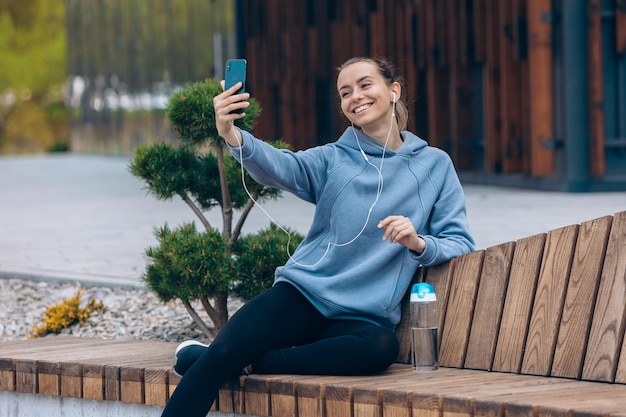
[29,289,105,338]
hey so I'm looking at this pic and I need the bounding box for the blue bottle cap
[410,283,436,302]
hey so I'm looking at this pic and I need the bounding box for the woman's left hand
[378,215,426,255]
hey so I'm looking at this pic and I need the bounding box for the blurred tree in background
[0,0,69,154]
[0,0,235,155]
[65,0,235,154]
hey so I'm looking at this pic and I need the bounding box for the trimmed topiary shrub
[130,78,303,338]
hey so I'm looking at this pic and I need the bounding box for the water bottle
[410,282,439,371]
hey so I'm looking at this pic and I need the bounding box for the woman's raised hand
[213,81,250,147]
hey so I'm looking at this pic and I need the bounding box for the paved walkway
[1,154,625,288]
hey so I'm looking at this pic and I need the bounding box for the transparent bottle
[410,283,439,371]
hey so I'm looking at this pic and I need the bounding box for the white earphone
[392,92,396,103]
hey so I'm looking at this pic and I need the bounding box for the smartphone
[225,59,247,113]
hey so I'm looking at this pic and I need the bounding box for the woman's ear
[391,82,401,103]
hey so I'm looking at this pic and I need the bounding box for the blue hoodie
[230,126,475,330]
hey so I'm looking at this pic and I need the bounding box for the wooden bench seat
[1,210,626,416]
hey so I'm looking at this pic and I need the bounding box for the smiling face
[337,60,400,137]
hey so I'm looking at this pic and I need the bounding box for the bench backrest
[396,210,626,383]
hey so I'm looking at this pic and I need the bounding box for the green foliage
[167,78,261,146]
[47,141,69,153]
[1,98,69,154]
[0,0,66,95]
[144,223,233,302]
[0,0,69,154]
[233,224,303,301]
[130,142,221,207]
[130,140,288,211]
[29,289,105,338]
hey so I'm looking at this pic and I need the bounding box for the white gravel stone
[1,278,243,344]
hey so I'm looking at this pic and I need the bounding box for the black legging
[161,282,399,417]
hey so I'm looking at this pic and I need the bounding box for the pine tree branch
[181,299,215,339]
[199,294,228,331]
[181,193,212,231]
[231,192,259,245]
[214,144,233,241]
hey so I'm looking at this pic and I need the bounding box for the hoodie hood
[335,126,429,159]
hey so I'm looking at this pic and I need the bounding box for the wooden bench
[1,210,626,416]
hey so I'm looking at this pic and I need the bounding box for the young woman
[160,56,474,417]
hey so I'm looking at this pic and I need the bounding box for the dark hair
[338,57,409,131]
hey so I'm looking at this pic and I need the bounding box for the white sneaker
[172,340,209,377]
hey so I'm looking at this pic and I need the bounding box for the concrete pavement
[1,154,624,288]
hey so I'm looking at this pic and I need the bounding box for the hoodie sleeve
[410,157,475,267]
[227,129,330,204]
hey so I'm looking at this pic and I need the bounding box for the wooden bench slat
[60,361,82,398]
[439,250,485,368]
[37,360,60,396]
[611,210,626,384]
[242,375,271,417]
[465,241,515,370]
[586,211,626,382]
[408,371,569,417]
[144,369,168,406]
[218,375,244,414]
[0,358,15,391]
[551,215,613,379]
[425,259,455,349]
[522,224,579,376]
[82,363,104,401]
[15,359,37,394]
[0,336,109,360]
[381,388,411,417]
[296,379,325,417]
[492,232,546,373]
[272,375,307,417]
[479,383,613,416]
[467,379,583,417]
[321,367,436,417]
[515,382,626,415]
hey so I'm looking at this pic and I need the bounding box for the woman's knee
[193,341,246,377]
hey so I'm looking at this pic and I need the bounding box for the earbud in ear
[392,92,396,103]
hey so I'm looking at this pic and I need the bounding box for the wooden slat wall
[464,242,515,370]
[482,0,502,174]
[521,224,579,376]
[492,233,545,373]
[551,216,612,379]
[585,211,626,383]
[618,0,626,54]
[239,0,618,182]
[588,0,606,178]
[526,0,555,177]
[438,250,485,368]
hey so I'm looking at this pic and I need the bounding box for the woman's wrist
[222,127,243,148]
[410,236,426,256]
